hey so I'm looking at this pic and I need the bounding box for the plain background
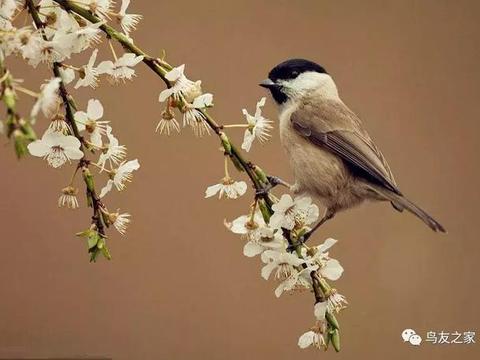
[1,0,479,359]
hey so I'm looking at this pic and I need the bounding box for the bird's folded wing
[290,100,401,195]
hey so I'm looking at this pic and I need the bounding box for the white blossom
[58,186,79,209]
[27,130,84,168]
[99,159,140,198]
[30,77,61,120]
[261,249,305,281]
[298,330,326,350]
[261,249,316,297]
[297,302,329,350]
[97,126,127,170]
[38,1,76,37]
[319,258,343,281]
[155,108,180,135]
[97,52,144,82]
[241,97,273,152]
[0,0,18,20]
[307,238,344,281]
[205,178,247,199]
[109,211,131,235]
[226,212,286,257]
[182,93,213,136]
[47,114,71,134]
[59,67,75,85]
[274,265,318,298]
[21,32,53,67]
[158,64,202,103]
[76,0,114,19]
[75,49,99,88]
[0,26,30,56]
[326,290,348,313]
[117,0,142,35]
[21,23,76,67]
[68,21,103,54]
[75,98,109,147]
[269,194,319,230]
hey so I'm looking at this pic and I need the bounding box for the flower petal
[243,241,264,257]
[205,183,222,198]
[229,215,249,234]
[158,88,173,102]
[165,64,185,81]
[87,99,104,120]
[74,111,87,131]
[99,179,114,198]
[27,140,50,157]
[192,93,213,108]
[298,331,315,349]
[314,301,328,320]
[96,60,114,75]
[321,259,344,281]
[57,134,81,149]
[317,238,338,253]
[234,181,247,196]
[90,128,103,148]
[261,262,277,280]
[241,130,254,152]
[63,147,84,160]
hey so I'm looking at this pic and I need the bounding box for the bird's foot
[286,211,336,252]
[255,184,273,198]
[287,240,304,252]
[255,175,291,198]
[286,232,312,252]
[266,175,291,189]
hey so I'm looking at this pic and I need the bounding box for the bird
[259,58,446,239]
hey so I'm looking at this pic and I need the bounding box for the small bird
[260,58,445,237]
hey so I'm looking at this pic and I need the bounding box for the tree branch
[26,0,109,261]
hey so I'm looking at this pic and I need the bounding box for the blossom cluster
[0,0,144,259]
[224,193,347,349]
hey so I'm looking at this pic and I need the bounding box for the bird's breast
[279,109,356,209]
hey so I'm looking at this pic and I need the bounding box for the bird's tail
[369,186,446,233]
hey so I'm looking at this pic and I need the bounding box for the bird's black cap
[260,59,327,104]
[267,58,327,82]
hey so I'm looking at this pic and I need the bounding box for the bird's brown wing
[290,99,401,195]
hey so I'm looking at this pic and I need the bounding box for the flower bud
[3,87,16,109]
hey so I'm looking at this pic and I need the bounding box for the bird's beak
[259,78,277,89]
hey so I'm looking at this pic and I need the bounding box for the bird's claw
[286,235,307,252]
[267,175,291,189]
[256,175,291,198]
[286,229,317,252]
[255,185,272,198]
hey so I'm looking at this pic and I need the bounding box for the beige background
[1,0,479,359]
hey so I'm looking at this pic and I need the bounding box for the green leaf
[13,132,28,158]
[101,244,112,260]
[326,311,340,330]
[3,88,16,109]
[254,166,268,184]
[331,329,341,352]
[258,200,272,222]
[82,168,95,192]
[76,228,100,249]
[87,234,99,249]
[220,133,232,154]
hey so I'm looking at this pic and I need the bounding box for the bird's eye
[291,71,299,77]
